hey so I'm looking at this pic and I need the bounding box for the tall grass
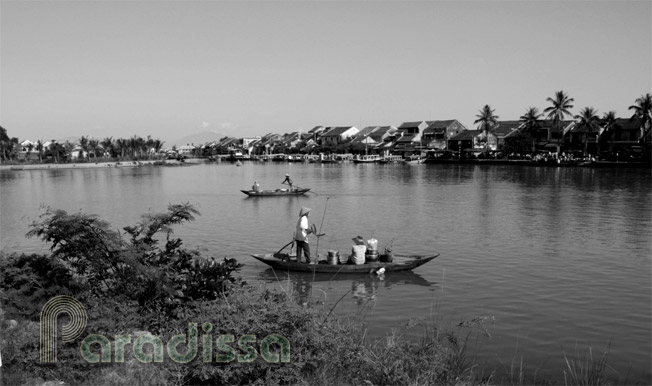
[563,343,612,386]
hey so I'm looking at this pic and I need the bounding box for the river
[1,161,650,384]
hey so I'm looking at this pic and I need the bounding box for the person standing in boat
[295,207,313,263]
[281,174,294,190]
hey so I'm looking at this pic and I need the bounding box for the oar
[274,240,294,260]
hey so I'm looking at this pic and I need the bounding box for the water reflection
[257,268,435,308]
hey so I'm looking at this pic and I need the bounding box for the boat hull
[250,253,439,273]
[241,188,310,196]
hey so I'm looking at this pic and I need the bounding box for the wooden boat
[250,253,439,273]
[403,157,425,165]
[241,187,311,196]
[352,155,382,163]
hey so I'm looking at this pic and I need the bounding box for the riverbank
[0,159,187,171]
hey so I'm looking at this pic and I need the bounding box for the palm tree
[601,111,618,153]
[115,138,127,158]
[519,107,543,152]
[36,140,44,162]
[543,90,574,146]
[474,105,499,151]
[574,107,601,156]
[101,137,114,158]
[88,139,100,158]
[79,136,89,160]
[628,93,652,144]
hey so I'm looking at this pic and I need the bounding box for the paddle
[274,225,324,260]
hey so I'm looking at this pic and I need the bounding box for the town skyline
[1,1,650,145]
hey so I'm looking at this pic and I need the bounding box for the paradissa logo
[40,296,290,364]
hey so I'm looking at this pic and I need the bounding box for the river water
[1,161,650,384]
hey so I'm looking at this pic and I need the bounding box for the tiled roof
[322,126,355,137]
[449,130,481,141]
[398,121,426,129]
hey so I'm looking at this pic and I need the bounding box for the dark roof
[396,133,418,143]
[398,121,426,129]
[449,130,481,141]
[308,126,325,133]
[494,121,522,136]
[322,126,355,137]
[425,120,457,129]
[369,126,397,141]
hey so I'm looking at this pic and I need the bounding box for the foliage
[21,203,243,313]
[502,131,535,155]
[628,93,652,143]
[0,253,86,320]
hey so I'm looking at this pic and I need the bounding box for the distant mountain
[167,131,227,148]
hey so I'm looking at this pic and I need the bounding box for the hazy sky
[1,0,651,144]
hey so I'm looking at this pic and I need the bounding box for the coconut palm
[574,107,601,156]
[544,90,574,145]
[474,105,499,151]
[79,136,89,159]
[628,93,652,144]
[101,137,114,158]
[36,140,44,162]
[601,111,618,153]
[519,107,543,152]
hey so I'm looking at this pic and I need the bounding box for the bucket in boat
[365,249,379,262]
[327,250,339,265]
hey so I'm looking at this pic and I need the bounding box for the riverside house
[320,126,359,146]
[493,121,523,149]
[448,129,498,155]
[596,117,649,156]
[422,120,468,150]
[393,121,428,154]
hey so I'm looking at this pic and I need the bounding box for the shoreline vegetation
[0,205,634,386]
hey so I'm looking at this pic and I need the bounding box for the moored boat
[241,187,311,196]
[250,253,439,273]
[352,154,382,163]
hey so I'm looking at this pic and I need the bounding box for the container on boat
[365,251,379,262]
[366,238,379,262]
[327,250,339,265]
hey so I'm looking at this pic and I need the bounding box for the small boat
[403,157,425,164]
[250,253,439,273]
[352,155,382,163]
[241,187,311,196]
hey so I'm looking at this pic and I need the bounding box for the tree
[101,137,114,158]
[601,111,618,153]
[47,141,67,163]
[88,138,100,158]
[519,107,543,152]
[26,203,242,306]
[574,107,600,156]
[473,104,499,151]
[79,136,89,160]
[628,93,652,144]
[0,126,19,161]
[36,140,44,162]
[543,90,574,145]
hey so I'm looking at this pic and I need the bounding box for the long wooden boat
[241,188,311,196]
[251,253,439,273]
[352,155,382,164]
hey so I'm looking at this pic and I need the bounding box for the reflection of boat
[250,253,439,273]
[257,267,434,287]
[241,188,311,196]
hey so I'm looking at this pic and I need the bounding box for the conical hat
[299,207,312,216]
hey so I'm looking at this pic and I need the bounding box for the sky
[1,0,651,145]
